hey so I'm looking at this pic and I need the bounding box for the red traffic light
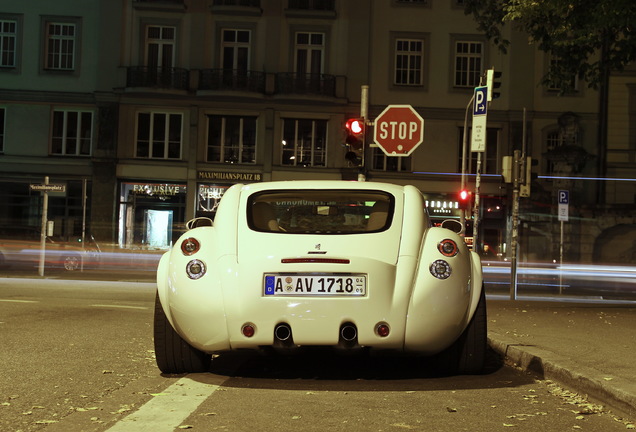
[345,118,364,136]
[458,189,471,209]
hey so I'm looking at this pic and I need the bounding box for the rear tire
[153,292,211,374]
[436,286,487,374]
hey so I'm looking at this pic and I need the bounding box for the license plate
[264,274,367,296]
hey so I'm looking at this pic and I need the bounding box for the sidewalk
[487,296,636,421]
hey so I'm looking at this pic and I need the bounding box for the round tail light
[186,259,206,279]
[181,237,200,255]
[438,239,458,257]
[376,323,390,338]
[241,323,256,338]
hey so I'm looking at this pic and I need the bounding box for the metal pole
[460,94,475,233]
[559,220,564,295]
[38,176,49,277]
[359,85,369,182]
[81,178,87,271]
[473,152,482,253]
[510,150,521,300]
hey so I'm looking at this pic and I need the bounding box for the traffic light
[520,157,538,198]
[486,68,502,101]
[344,118,365,166]
[458,189,472,210]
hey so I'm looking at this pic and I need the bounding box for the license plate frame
[263,273,367,297]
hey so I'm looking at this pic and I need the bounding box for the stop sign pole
[373,105,424,157]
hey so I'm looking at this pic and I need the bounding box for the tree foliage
[464,0,636,91]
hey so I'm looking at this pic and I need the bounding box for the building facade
[1,0,633,263]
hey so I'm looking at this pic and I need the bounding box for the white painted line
[91,304,148,310]
[105,377,220,432]
[0,299,39,303]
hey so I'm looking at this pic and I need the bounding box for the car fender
[404,227,475,354]
[157,226,231,352]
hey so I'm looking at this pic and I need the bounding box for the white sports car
[154,181,486,374]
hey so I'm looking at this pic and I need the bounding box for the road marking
[0,299,39,303]
[91,304,148,310]
[105,376,221,432]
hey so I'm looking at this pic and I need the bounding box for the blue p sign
[558,190,569,204]
[473,87,487,116]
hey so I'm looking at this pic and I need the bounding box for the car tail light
[437,239,458,257]
[241,323,256,338]
[181,237,200,255]
[430,259,451,280]
[281,258,350,264]
[375,323,390,338]
[186,259,206,279]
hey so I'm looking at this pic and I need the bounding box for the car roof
[238,180,408,195]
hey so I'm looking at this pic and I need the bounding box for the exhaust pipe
[274,323,292,342]
[340,324,357,342]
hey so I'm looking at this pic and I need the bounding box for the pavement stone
[487,296,636,421]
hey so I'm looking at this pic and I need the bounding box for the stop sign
[373,105,424,156]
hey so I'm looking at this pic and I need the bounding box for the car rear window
[247,190,394,234]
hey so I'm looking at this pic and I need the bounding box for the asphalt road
[0,278,632,432]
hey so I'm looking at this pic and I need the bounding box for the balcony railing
[126,67,189,90]
[199,69,265,93]
[276,73,336,97]
[287,0,335,10]
[212,0,260,6]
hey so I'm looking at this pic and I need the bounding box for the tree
[464,0,636,91]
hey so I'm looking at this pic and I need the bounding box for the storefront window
[118,182,186,249]
[197,184,232,219]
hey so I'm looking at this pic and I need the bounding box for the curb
[488,332,636,420]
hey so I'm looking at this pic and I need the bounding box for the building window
[395,39,424,86]
[281,118,326,167]
[206,115,257,164]
[546,54,579,93]
[0,108,5,153]
[51,110,93,156]
[136,112,182,159]
[372,147,411,172]
[454,41,483,88]
[0,19,17,68]
[221,29,250,72]
[295,32,324,76]
[146,25,175,69]
[45,22,76,70]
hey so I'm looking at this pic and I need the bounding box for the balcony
[126,67,189,91]
[212,0,260,6]
[276,73,336,97]
[287,0,334,10]
[199,69,265,93]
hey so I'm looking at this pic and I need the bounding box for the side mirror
[441,219,463,234]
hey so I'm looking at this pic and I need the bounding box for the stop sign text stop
[377,120,420,141]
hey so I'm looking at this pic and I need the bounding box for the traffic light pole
[460,94,475,234]
[509,108,527,300]
[359,85,369,181]
[510,149,521,300]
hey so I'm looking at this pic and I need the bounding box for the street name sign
[30,183,66,193]
[373,104,424,157]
